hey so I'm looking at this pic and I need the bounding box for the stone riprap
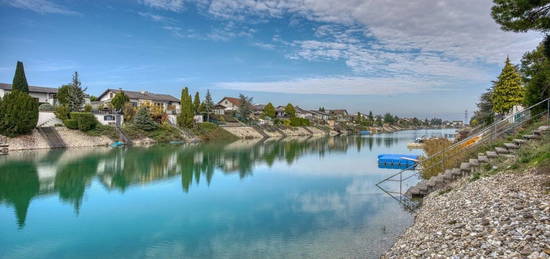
[384,169,550,258]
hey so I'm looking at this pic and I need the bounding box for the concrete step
[513,139,527,145]
[486,151,498,159]
[478,155,489,163]
[495,147,510,154]
[442,170,454,180]
[460,162,471,172]
[501,154,516,159]
[523,134,542,140]
[534,129,543,136]
[427,178,438,188]
[469,159,479,166]
[417,182,429,192]
[408,187,425,198]
[503,143,520,149]
[538,125,550,132]
[451,168,462,177]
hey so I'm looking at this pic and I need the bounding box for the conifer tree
[12,61,29,93]
[193,92,201,114]
[204,89,214,121]
[134,107,158,131]
[178,87,194,128]
[491,57,525,114]
[66,72,87,112]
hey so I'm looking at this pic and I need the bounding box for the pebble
[383,169,550,258]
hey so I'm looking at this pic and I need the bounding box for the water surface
[0,129,454,259]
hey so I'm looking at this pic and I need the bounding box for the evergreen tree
[134,107,158,131]
[368,111,374,122]
[237,94,253,121]
[12,61,29,93]
[177,87,194,128]
[521,43,550,109]
[193,92,201,114]
[204,89,214,121]
[66,72,87,112]
[0,90,38,137]
[491,57,525,114]
[284,103,296,118]
[471,87,495,126]
[491,0,550,33]
[263,102,276,119]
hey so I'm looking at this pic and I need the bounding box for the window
[104,115,115,121]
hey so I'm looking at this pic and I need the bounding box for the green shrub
[64,119,78,129]
[134,107,158,131]
[70,112,98,131]
[0,90,38,137]
[191,122,237,142]
[39,103,54,112]
[289,117,311,126]
[84,104,92,112]
[54,105,70,121]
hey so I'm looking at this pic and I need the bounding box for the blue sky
[0,0,543,120]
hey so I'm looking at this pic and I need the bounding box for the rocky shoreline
[383,167,550,258]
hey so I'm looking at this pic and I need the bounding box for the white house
[0,83,58,105]
[98,89,180,114]
[217,97,241,111]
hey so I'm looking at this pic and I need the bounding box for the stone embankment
[384,169,550,258]
[221,126,328,139]
[384,125,550,258]
[6,127,112,151]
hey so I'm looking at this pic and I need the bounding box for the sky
[0,0,544,120]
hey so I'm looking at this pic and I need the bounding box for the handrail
[376,98,550,191]
[424,98,550,164]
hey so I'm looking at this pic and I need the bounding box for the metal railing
[376,98,550,207]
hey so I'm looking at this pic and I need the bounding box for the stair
[495,147,509,154]
[115,127,132,145]
[523,134,541,140]
[478,155,489,163]
[486,151,498,159]
[37,127,66,148]
[503,143,519,150]
[513,139,527,145]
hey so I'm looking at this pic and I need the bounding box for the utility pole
[464,110,468,126]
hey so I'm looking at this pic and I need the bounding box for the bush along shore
[383,127,550,258]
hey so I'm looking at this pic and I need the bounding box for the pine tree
[134,107,158,131]
[193,92,201,114]
[491,57,525,114]
[66,72,87,112]
[12,61,29,93]
[204,89,214,121]
[237,94,253,121]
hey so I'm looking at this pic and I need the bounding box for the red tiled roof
[219,97,241,106]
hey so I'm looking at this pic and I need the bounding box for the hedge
[64,119,78,129]
[69,112,98,131]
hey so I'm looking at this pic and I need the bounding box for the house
[0,83,58,105]
[295,106,314,119]
[98,89,180,114]
[213,104,226,115]
[329,109,350,121]
[217,97,241,111]
[310,110,330,121]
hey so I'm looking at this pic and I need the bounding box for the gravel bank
[384,169,550,258]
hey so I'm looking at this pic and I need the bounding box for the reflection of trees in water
[0,136,383,227]
[0,161,39,229]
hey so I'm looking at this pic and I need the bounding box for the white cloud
[3,0,79,15]
[216,76,441,95]
[251,42,276,50]
[138,11,174,23]
[140,0,186,12]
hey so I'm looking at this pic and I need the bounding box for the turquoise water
[0,129,455,259]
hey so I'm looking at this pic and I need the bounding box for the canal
[0,129,455,259]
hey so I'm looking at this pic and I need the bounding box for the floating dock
[377,154,419,167]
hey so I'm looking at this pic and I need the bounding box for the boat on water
[359,130,371,135]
